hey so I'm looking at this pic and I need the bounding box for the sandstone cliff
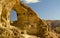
[12,1,48,38]
[0,0,59,38]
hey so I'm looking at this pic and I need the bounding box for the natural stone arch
[0,0,17,26]
[0,0,21,26]
[1,0,58,38]
[12,1,49,38]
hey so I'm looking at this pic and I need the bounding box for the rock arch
[12,1,49,38]
[0,0,53,38]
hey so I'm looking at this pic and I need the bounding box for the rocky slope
[0,24,21,38]
[46,20,60,28]
[46,20,60,34]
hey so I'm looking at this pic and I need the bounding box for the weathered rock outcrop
[0,0,59,38]
[0,24,21,38]
[12,1,48,38]
[0,0,48,37]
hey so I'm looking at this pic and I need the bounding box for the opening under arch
[10,10,18,21]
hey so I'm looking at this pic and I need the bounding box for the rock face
[0,24,21,38]
[0,0,47,38]
[46,20,60,35]
[0,0,59,38]
[46,20,60,28]
[12,1,48,37]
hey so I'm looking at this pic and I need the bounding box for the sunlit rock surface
[0,0,60,38]
[0,24,21,38]
[12,1,48,37]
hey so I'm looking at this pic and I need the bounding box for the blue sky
[10,0,60,21]
[22,0,60,20]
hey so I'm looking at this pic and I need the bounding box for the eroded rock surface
[0,0,59,38]
[0,24,21,38]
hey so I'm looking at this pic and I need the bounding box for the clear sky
[22,0,60,20]
[10,0,60,21]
